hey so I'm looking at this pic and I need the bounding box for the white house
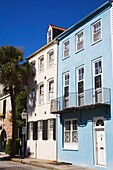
[26,25,66,160]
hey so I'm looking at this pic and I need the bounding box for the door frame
[93,117,106,166]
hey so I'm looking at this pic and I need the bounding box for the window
[31,88,36,106]
[47,30,52,43]
[38,120,43,140]
[92,20,101,43]
[31,60,36,76]
[39,83,44,104]
[2,99,6,119]
[63,40,69,58]
[63,72,69,108]
[38,56,44,73]
[29,122,33,140]
[76,30,84,52]
[64,119,78,150]
[77,67,84,106]
[48,119,53,139]
[48,50,54,68]
[48,79,54,101]
[93,59,102,103]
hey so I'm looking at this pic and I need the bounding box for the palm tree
[0,45,29,156]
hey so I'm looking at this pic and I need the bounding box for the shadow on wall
[60,105,111,127]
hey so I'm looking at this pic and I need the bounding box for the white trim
[63,118,78,150]
[62,39,70,59]
[76,29,84,53]
[76,65,84,106]
[93,117,106,166]
[91,19,102,45]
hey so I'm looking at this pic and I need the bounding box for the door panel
[96,130,106,166]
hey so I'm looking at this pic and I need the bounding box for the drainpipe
[54,38,59,161]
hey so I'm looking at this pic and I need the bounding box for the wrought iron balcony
[50,88,111,113]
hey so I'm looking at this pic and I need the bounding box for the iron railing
[50,87,111,113]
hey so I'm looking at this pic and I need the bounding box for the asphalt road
[0,160,47,170]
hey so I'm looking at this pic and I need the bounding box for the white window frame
[38,55,44,73]
[92,19,102,44]
[93,59,102,103]
[30,88,36,106]
[38,120,43,140]
[63,40,69,59]
[39,83,44,105]
[47,29,52,43]
[76,30,84,52]
[77,66,84,106]
[63,72,69,108]
[48,79,54,101]
[30,122,33,140]
[31,60,36,76]
[48,50,54,68]
[48,119,54,140]
[64,119,78,150]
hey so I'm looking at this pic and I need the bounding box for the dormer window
[47,30,52,43]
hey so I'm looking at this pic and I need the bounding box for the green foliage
[5,138,13,156]
[5,138,21,156]
[16,90,27,128]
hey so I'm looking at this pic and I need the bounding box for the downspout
[54,38,59,161]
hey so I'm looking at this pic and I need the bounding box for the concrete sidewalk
[11,157,96,170]
[0,152,95,170]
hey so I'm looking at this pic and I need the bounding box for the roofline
[26,40,54,60]
[56,1,111,41]
[49,24,67,31]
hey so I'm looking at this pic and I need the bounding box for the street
[0,160,47,170]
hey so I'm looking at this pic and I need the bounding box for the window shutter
[42,120,48,140]
[53,119,56,140]
[33,121,38,140]
[27,122,30,140]
[3,100,6,119]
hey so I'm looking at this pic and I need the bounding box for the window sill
[91,39,102,46]
[62,55,70,60]
[62,148,78,151]
[75,48,84,54]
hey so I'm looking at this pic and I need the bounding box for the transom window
[64,119,78,150]
[92,20,101,43]
[48,50,54,68]
[38,55,44,73]
[76,30,84,52]
[39,84,44,104]
[63,40,69,58]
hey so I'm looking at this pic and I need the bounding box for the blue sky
[0,0,108,60]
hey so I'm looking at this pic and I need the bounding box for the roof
[26,40,54,60]
[48,24,67,31]
[56,1,111,41]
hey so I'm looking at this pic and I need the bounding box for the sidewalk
[0,152,95,170]
[12,157,96,170]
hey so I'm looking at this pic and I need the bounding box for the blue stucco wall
[57,4,113,170]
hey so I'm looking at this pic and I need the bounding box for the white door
[96,130,106,166]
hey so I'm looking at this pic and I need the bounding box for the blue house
[50,1,113,169]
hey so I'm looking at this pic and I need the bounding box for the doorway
[93,117,106,166]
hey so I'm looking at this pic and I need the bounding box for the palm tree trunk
[10,86,16,157]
